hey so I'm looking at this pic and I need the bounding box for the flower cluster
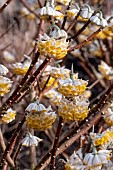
[0,108,16,124]
[37,26,68,60]
[58,78,88,97]
[37,1,63,20]
[26,101,56,131]
[0,0,112,169]
[58,95,89,121]
[65,147,112,170]
[0,64,12,96]
[12,57,31,75]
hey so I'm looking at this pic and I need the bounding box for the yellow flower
[37,3,63,21]
[26,103,56,131]
[96,31,108,39]
[58,78,88,97]
[58,96,89,121]
[0,76,13,96]
[54,11,64,20]
[50,67,70,79]
[40,76,58,89]
[38,37,68,59]
[0,108,16,124]
[26,112,56,131]
[67,5,80,19]
[12,58,31,75]
[94,130,110,146]
[44,89,62,105]
[38,26,68,59]
[55,5,62,11]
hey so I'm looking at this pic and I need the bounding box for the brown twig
[67,19,91,41]
[50,117,63,170]
[67,10,81,33]
[0,128,15,167]
[0,0,13,13]
[0,43,12,52]
[69,27,102,52]
[13,143,22,164]
[61,2,72,29]
[0,116,26,167]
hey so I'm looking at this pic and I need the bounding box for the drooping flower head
[37,26,69,59]
[83,149,111,168]
[0,76,13,96]
[12,57,31,75]
[0,108,16,124]
[80,4,94,19]
[65,151,87,170]
[22,132,42,147]
[26,101,56,131]
[58,78,88,97]
[90,11,108,27]
[67,4,80,19]
[37,1,63,20]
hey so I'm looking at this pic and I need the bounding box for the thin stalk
[67,10,81,33]
[69,27,102,51]
[61,1,71,29]
[67,19,91,41]
[0,0,13,13]
[0,116,26,167]
[0,128,15,167]
[50,117,63,170]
